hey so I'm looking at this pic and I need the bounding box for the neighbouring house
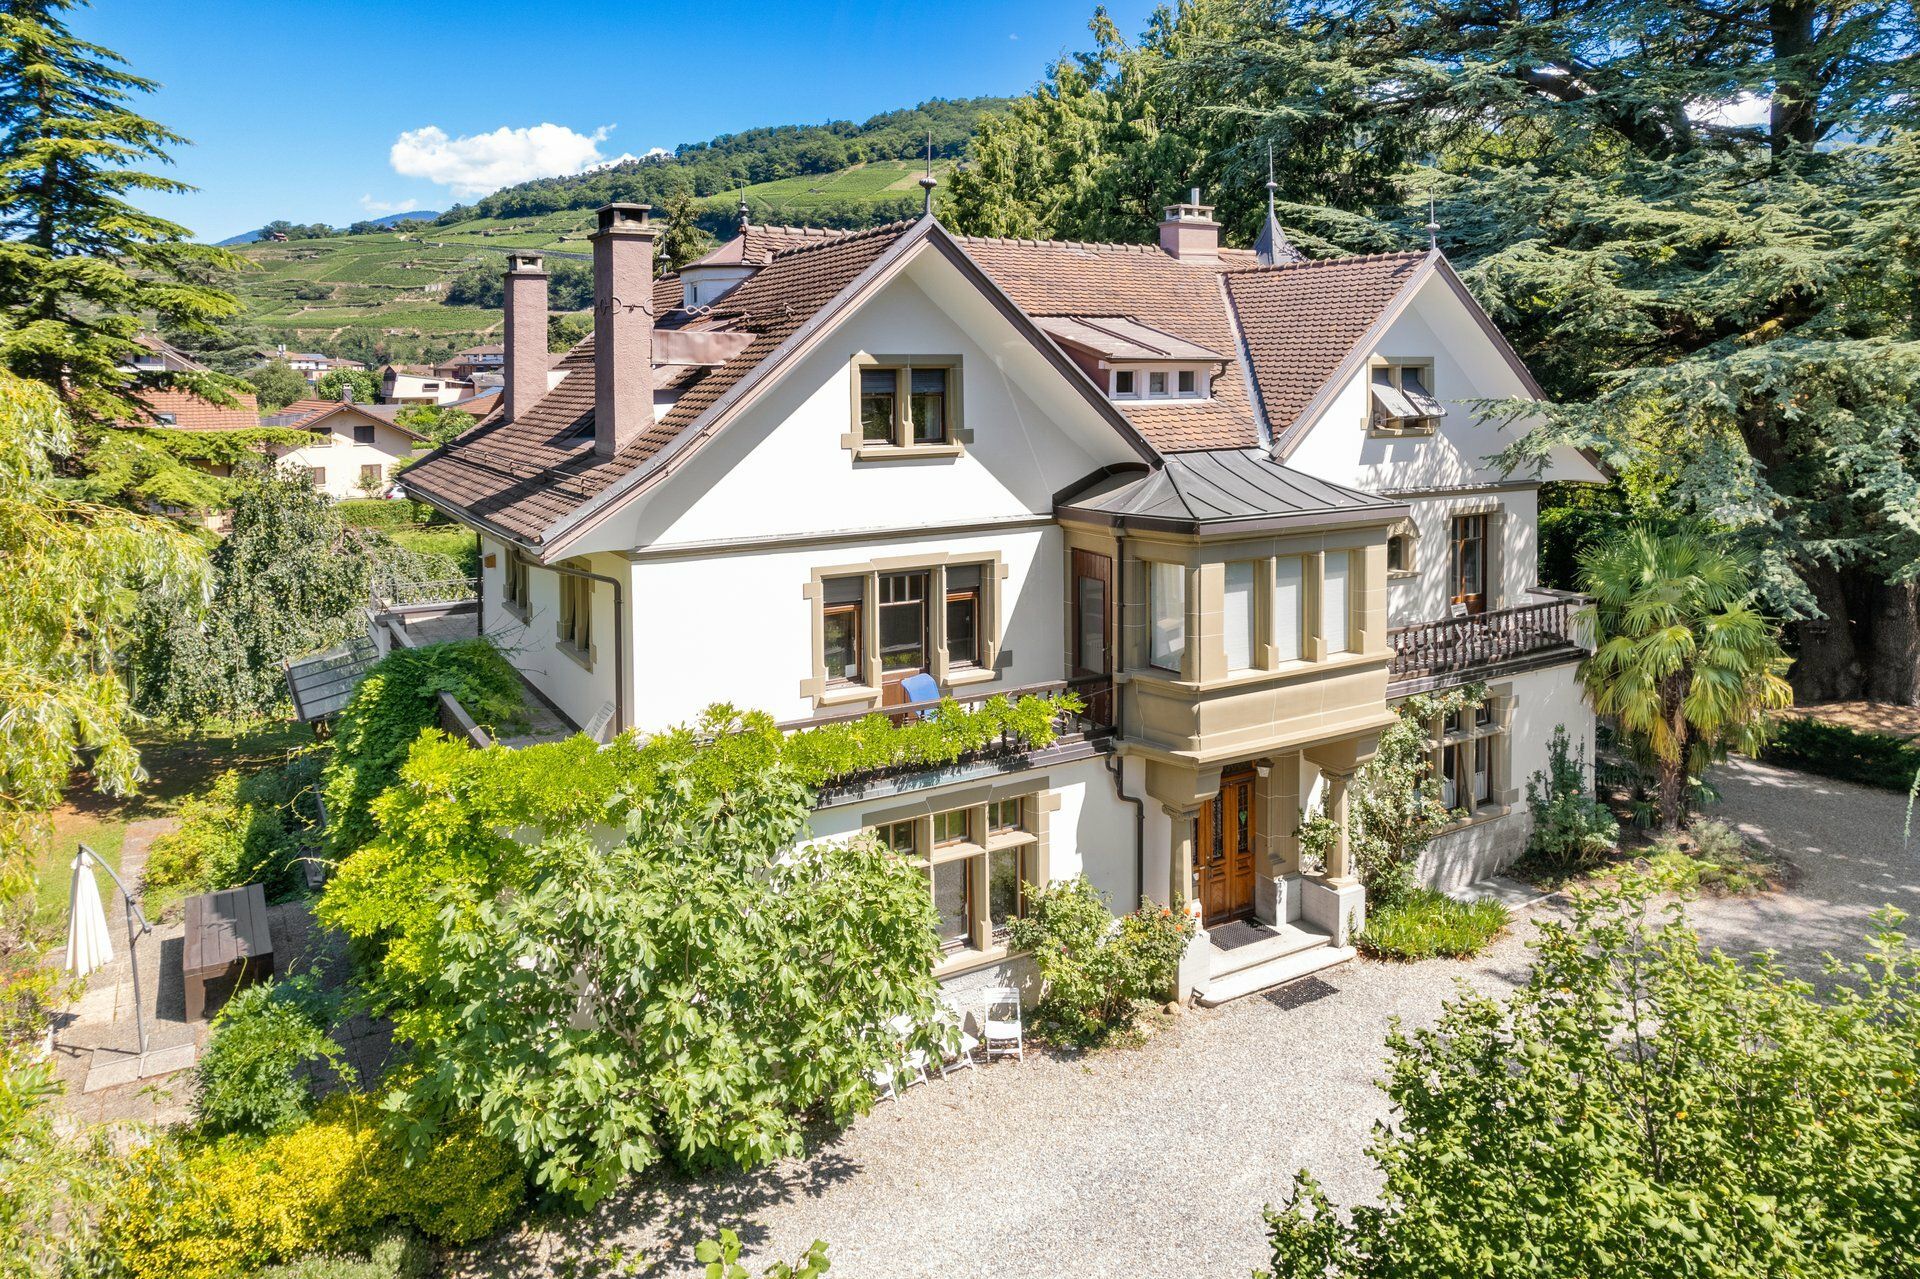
[388,189,1604,1004]
[256,346,367,386]
[261,396,424,499]
[379,363,474,405]
[441,342,505,382]
[119,333,206,376]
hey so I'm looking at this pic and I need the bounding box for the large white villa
[389,189,1603,1003]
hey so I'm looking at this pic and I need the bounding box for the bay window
[1275,556,1304,663]
[1224,560,1257,674]
[1149,561,1187,673]
[1323,551,1352,655]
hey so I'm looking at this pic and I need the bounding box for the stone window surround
[1366,354,1439,438]
[1124,533,1379,688]
[1413,682,1519,828]
[1386,517,1419,580]
[799,549,1008,708]
[862,778,1060,979]
[842,352,971,461]
[1442,499,1508,613]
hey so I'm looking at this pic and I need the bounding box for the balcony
[1387,593,1587,694]
[775,678,1115,805]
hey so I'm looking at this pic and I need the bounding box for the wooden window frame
[822,600,863,687]
[867,790,1043,960]
[845,354,966,459]
[1367,357,1440,436]
[353,424,377,445]
[307,467,326,488]
[802,554,1004,709]
[1420,688,1513,820]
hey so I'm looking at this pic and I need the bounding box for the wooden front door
[1450,514,1488,616]
[1194,771,1257,926]
[878,570,930,706]
[1070,549,1113,726]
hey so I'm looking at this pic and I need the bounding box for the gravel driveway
[455,758,1919,1279]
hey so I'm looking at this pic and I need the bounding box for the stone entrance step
[1204,920,1333,981]
[1194,941,1355,1007]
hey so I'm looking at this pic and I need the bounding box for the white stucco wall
[273,411,418,500]
[477,537,625,734]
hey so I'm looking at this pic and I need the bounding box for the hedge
[1760,715,1920,792]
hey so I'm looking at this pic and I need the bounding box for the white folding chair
[886,1012,931,1091]
[934,1001,979,1078]
[981,985,1024,1063]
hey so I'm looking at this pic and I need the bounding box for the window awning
[1400,369,1446,418]
[1372,371,1446,423]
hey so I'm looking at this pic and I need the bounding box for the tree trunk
[1768,0,1820,158]
[1865,578,1920,706]
[1790,561,1866,702]
[1658,679,1694,832]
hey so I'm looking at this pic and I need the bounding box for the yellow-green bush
[104,1098,522,1278]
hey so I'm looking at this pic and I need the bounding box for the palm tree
[1578,524,1793,832]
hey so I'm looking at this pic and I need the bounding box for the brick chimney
[590,203,657,459]
[1159,188,1220,262]
[502,250,548,422]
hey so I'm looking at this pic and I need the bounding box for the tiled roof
[691,224,861,268]
[260,398,337,427]
[402,221,912,543]
[1224,252,1429,450]
[958,235,1264,452]
[122,386,261,432]
[404,218,1436,548]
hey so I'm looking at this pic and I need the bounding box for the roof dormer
[1036,315,1226,403]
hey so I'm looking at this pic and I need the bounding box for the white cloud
[1691,92,1772,129]
[358,194,419,216]
[389,122,616,198]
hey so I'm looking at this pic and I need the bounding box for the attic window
[1109,365,1210,402]
[1370,361,1444,434]
[847,356,965,459]
[153,412,176,426]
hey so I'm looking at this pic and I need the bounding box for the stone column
[1166,803,1198,908]
[1323,767,1357,886]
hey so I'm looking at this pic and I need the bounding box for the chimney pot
[590,202,658,459]
[503,250,548,423]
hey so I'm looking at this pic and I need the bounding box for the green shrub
[1760,715,1920,792]
[332,499,426,530]
[1007,877,1194,1047]
[320,640,527,856]
[1635,817,1776,895]
[1357,887,1509,960]
[255,1230,431,1279]
[145,754,324,902]
[194,977,344,1138]
[1523,724,1619,870]
[104,1097,523,1278]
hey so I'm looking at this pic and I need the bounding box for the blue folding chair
[899,671,941,719]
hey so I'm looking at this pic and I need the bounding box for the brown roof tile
[403,222,911,544]
[1223,252,1428,448]
[121,386,261,432]
[957,235,1262,452]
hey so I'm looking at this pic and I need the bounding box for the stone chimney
[1158,188,1220,262]
[590,203,657,459]
[502,251,548,423]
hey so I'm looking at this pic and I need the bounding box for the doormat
[1262,975,1339,1012]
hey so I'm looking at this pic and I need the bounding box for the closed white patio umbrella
[66,849,114,977]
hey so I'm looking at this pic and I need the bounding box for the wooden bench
[183,884,273,1021]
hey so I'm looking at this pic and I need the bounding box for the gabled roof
[262,398,424,440]
[122,385,260,432]
[1223,251,1430,452]
[402,217,1159,555]
[129,333,207,372]
[689,224,861,269]
[1060,448,1407,534]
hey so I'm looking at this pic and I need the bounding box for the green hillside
[230,158,958,358]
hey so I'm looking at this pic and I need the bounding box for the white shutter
[1324,551,1351,654]
[1275,558,1303,663]
[1224,561,1256,673]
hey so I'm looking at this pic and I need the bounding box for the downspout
[544,560,628,736]
[1097,526,1147,905]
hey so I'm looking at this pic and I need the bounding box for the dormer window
[1370,360,1445,435]
[1108,364,1211,401]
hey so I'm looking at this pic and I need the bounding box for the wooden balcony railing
[1388,596,1584,682]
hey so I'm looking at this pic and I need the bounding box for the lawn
[388,524,478,576]
[33,720,313,935]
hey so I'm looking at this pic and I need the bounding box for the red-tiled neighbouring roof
[122,386,261,432]
[262,398,337,426]
[1224,252,1429,451]
[402,222,913,544]
[691,224,861,268]
[958,236,1264,453]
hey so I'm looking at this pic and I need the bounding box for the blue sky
[78,0,1154,242]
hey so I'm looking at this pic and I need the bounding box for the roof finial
[1425,191,1441,250]
[1254,140,1301,266]
[919,131,938,216]
[738,189,750,233]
